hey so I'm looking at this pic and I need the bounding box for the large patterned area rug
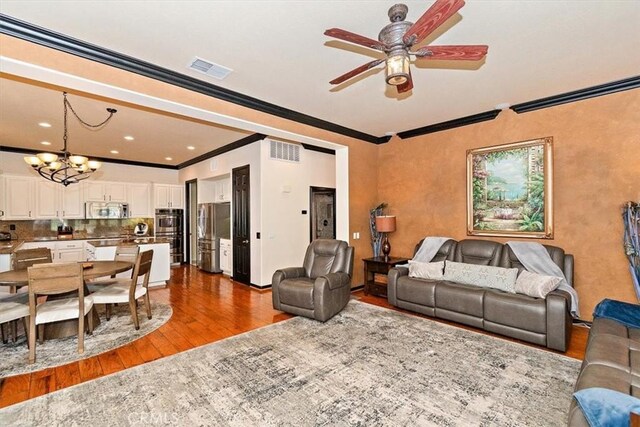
[0,301,579,426]
[0,302,172,378]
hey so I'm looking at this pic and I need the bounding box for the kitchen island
[86,238,171,287]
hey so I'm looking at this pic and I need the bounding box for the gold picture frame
[467,137,554,239]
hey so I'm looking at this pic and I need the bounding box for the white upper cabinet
[215,177,231,202]
[4,176,35,220]
[154,184,183,209]
[61,184,84,219]
[35,181,84,219]
[84,181,127,202]
[127,183,151,218]
[35,180,60,219]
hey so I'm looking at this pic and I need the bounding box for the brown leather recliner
[272,239,354,322]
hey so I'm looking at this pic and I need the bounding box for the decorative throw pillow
[408,260,444,280]
[515,270,563,298]
[443,261,518,293]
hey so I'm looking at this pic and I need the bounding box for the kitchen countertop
[86,237,170,247]
[0,236,168,254]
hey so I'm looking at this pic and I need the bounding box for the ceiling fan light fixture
[385,50,410,86]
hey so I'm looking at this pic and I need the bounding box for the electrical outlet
[352,232,360,240]
[9,224,16,231]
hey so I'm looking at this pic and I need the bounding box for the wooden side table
[363,256,409,298]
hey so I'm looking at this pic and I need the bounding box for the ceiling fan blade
[415,45,488,60]
[329,59,385,85]
[403,0,466,46]
[324,28,385,50]
[397,70,413,94]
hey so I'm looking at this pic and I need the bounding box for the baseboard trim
[350,284,364,292]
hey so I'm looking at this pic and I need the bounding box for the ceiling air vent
[187,56,232,80]
[270,140,300,163]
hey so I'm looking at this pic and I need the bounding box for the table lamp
[375,215,396,260]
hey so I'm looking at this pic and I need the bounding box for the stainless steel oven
[155,209,183,264]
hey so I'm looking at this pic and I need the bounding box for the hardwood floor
[0,265,588,408]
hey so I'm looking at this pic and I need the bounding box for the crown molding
[396,110,500,139]
[511,76,640,113]
[0,145,179,170]
[177,133,265,169]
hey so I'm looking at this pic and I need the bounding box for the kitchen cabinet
[88,241,171,287]
[220,238,232,275]
[55,240,86,262]
[4,176,36,220]
[19,240,86,263]
[84,181,127,202]
[215,177,231,203]
[154,184,183,209]
[127,183,151,217]
[35,181,84,219]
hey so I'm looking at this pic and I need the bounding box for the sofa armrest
[313,272,352,322]
[272,267,307,310]
[387,267,408,306]
[546,289,573,351]
[315,272,351,291]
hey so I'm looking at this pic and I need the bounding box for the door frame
[232,165,251,285]
[184,178,198,265]
[309,186,337,242]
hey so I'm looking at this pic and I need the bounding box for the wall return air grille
[270,140,300,163]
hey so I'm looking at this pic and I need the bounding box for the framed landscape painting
[467,137,554,239]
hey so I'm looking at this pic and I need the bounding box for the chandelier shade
[24,92,116,187]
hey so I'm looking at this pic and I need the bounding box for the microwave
[85,202,129,219]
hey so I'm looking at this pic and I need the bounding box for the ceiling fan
[324,0,488,93]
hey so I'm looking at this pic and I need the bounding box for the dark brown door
[232,165,251,285]
[310,187,336,241]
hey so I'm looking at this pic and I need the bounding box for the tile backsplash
[0,218,154,241]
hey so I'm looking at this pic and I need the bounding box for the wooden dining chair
[87,245,140,292]
[91,250,153,330]
[27,262,94,364]
[9,248,52,293]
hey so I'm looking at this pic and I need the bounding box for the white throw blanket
[506,241,580,318]
[412,237,453,263]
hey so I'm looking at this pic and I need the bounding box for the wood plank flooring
[0,265,588,408]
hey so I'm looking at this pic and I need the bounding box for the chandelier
[24,92,117,186]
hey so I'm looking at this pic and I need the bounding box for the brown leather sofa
[568,317,640,426]
[272,239,354,322]
[387,239,574,351]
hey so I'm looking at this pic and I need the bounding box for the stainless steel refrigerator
[197,202,230,273]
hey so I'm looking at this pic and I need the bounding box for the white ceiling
[1,1,639,140]
[0,77,252,166]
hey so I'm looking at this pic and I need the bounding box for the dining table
[0,260,134,339]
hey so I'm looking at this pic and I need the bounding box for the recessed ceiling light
[110,150,119,154]
[187,146,195,150]
[38,122,52,128]
[124,135,134,141]
[40,141,51,146]
[165,157,173,161]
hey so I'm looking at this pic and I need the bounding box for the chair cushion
[35,297,94,325]
[278,278,315,310]
[0,301,29,323]
[484,290,547,334]
[91,284,147,304]
[87,278,128,294]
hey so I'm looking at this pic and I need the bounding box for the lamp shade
[375,215,396,233]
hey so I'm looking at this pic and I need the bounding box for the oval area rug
[0,302,172,378]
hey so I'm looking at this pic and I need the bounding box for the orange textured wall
[378,89,640,319]
[0,35,378,286]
